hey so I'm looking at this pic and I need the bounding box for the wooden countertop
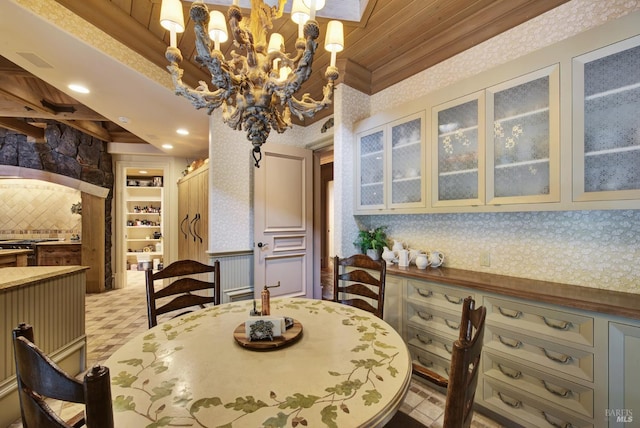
[34,241,81,246]
[0,266,89,291]
[0,249,32,256]
[387,264,640,321]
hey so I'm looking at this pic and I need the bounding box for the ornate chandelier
[160,0,344,167]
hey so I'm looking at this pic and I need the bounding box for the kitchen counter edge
[0,266,89,291]
[387,265,640,321]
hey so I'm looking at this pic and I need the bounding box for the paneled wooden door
[254,143,313,299]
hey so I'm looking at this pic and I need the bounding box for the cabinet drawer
[406,324,454,361]
[406,301,462,339]
[407,280,474,311]
[485,297,594,347]
[36,246,81,266]
[482,378,593,428]
[408,344,450,380]
[484,325,594,382]
[483,351,594,418]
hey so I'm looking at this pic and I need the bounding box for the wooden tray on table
[233,319,303,351]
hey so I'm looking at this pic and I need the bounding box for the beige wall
[0,178,81,240]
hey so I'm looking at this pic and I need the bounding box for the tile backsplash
[0,178,81,240]
[356,210,640,293]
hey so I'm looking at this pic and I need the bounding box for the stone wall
[0,123,114,289]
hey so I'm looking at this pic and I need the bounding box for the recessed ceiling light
[118,116,130,124]
[139,170,148,174]
[68,83,90,94]
[162,144,174,149]
[176,128,189,135]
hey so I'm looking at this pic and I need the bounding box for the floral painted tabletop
[106,298,412,428]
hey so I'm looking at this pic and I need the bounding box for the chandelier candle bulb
[325,20,344,67]
[160,0,184,48]
[291,0,310,38]
[208,10,228,51]
[267,33,285,53]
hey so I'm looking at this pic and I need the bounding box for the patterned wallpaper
[336,0,640,293]
[0,179,81,240]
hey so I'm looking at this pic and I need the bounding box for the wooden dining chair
[12,323,114,428]
[145,259,221,328]
[333,254,387,318]
[404,296,486,428]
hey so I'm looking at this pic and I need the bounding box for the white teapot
[429,251,445,268]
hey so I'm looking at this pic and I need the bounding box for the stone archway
[0,124,114,291]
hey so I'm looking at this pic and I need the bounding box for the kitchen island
[0,266,88,427]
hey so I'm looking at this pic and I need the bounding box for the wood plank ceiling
[0,0,569,145]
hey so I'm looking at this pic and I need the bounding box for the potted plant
[354,226,389,260]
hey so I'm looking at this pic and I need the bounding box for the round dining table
[106,298,412,428]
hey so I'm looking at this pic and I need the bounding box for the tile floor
[9,270,504,428]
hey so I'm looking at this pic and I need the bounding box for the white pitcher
[415,253,429,269]
[429,251,445,268]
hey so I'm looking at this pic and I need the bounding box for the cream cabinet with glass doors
[432,65,560,208]
[355,111,425,213]
[572,35,640,202]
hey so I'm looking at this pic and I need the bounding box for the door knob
[257,242,268,248]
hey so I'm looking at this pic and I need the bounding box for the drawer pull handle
[417,311,433,321]
[542,316,572,331]
[417,356,433,367]
[416,334,432,345]
[445,319,460,330]
[444,344,453,355]
[497,392,521,408]
[497,306,522,319]
[498,335,523,348]
[445,367,450,376]
[541,411,574,428]
[542,348,573,364]
[417,289,433,298]
[444,294,463,304]
[542,380,572,398]
[497,364,522,379]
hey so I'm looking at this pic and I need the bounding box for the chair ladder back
[442,297,487,428]
[333,254,387,319]
[12,323,114,428]
[146,259,220,328]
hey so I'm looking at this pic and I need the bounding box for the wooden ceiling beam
[0,118,45,142]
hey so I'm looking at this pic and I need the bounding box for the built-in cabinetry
[124,169,164,271]
[354,13,640,213]
[177,164,208,263]
[433,65,559,207]
[35,242,81,266]
[386,265,640,428]
[356,112,425,212]
[572,35,640,202]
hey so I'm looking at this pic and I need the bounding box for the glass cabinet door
[356,127,385,209]
[573,35,640,201]
[432,92,484,206]
[486,65,559,204]
[389,113,424,208]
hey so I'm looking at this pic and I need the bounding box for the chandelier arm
[287,81,334,120]
[228,5,258,68]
